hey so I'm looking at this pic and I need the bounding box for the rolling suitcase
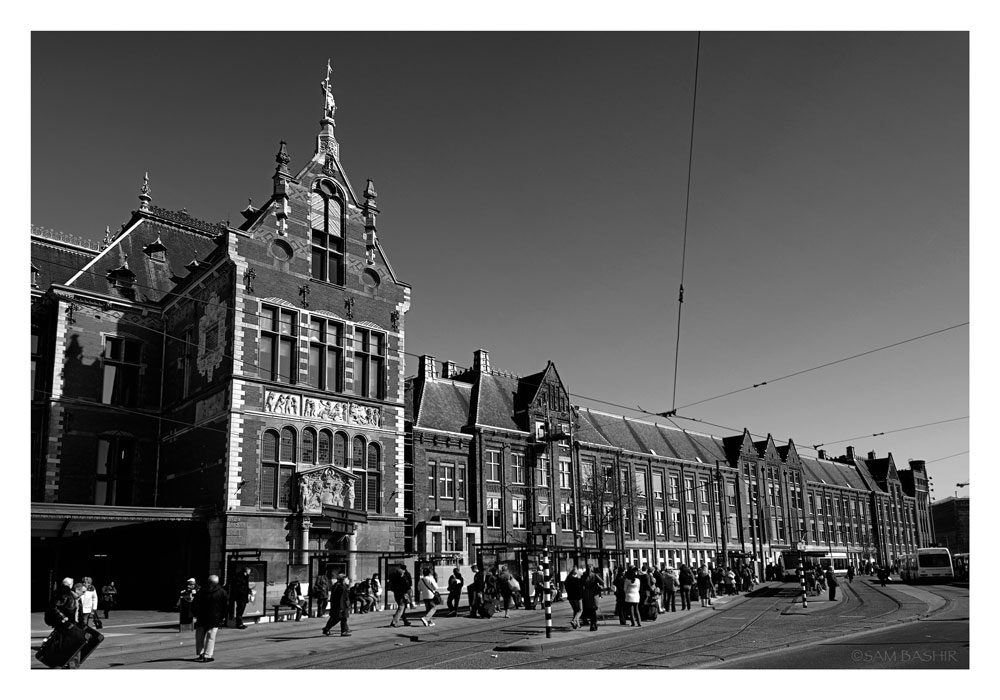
[35,625,104,669]
[480,597,495,619]
[640,602,658,621]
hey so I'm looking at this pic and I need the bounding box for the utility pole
[715,461,728,568]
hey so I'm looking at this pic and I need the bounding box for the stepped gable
[66,211,224,303]
[31,232,98,290]
[414,377,473,433]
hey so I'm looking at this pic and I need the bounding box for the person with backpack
[389,563,413,627]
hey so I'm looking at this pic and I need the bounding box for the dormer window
[31,263,40,288]
[143,236,167,263]
[107,262,136,291]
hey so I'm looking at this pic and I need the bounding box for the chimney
[818,449,827,460]
[867,450,876,460]
[846,446,855,460]
[419,355,436,380]
[473,349,491,373]
[442,360,457,379]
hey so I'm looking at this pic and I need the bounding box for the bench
[271,604,305,622]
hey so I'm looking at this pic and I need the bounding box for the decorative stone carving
[298,467,358,513]
[263,390,381,427]
[196,292,227,381]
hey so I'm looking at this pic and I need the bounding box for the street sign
[532,522,557,537]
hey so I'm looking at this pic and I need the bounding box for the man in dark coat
[323,573,352,636]
[446,567,464,617]
[192,574,229,662]
[825,566,839,601]
[389,564,413,627]
[468,564,484,618]
[581,565,605,631]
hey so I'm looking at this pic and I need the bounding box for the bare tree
[579,459,645,566]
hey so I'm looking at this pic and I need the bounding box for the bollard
[544,547,552,638]
[798,566,808,609]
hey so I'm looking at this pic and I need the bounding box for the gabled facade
[30,67,410,609]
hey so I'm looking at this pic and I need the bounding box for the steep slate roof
[31,238,97,290]
[472,373,522,432]
[575,408,728,464]
[799,456,871,490]
[66,211,224,303]
[413,378,473,433]
[863,457,893,484]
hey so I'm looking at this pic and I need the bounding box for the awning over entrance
[31,502,207,538]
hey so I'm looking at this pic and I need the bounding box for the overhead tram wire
[673,321,970,412]
[669,30,702,416]
[925,450,969,464]
[809,416,969,449]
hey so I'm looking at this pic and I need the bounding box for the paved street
[31,578,968,670]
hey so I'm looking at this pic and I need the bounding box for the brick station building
[406,350,935,582]
[30,69,410,610]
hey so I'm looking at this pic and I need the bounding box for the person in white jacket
[79,576,99,629]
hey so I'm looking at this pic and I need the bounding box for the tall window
[655,510,666,536]
[671,510,682,537]
[560,501,574,530]
[260,305,297,383]
[486,497,501,528]
[427,460,437,498]
[354,328,386,399]
[701,513,712,538]
[581,502,594,531]
[310,184,345,285]
[332,431,347,467]
[31,324,43,400]
[580,457,596,490]
[558,458,572,489]
[686,512,697,537]
[444,526,462,552]
[669,476,680,502]
[684,477,695,502]
[536,455,549,487]
[366,442,381,513]
[94,436,135,506]
[652,472,664,501]
[261,428,294,509]
[302,427,317,464]
[485,449,500,482]
[512,498,526,529]
[352,436,365,471]
[101,336,142,406]
[699,478,710,504]
[637,510,649,536]
[308,317,344,392]
[511,452,525,484]
[635,470,646,499]
[439,461,456,499]
[558,422,570,447]
[182,329,195,398]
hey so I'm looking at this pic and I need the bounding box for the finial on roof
[316,62,340,158]
[275,141,291,174]
[138,172,151,211]
[100,226,113,250]
[321,59,336,124]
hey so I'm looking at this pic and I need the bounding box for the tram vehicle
[780,551,849,580]
[900,547,954,583]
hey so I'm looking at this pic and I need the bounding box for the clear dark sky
[29,31,969,495]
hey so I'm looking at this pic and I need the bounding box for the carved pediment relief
[297,465,360,514]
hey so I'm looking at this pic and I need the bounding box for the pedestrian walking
[654,565,667,613]
[178,577,198,631]
[624,567,641,626]
[229,566,251,629]
[846,564,856,584]
[878,565,889,587]
[825,566,839,601]
[581,564,605,631]
[388,563,413,627]
[322,573,352,636]
[43,578,85,669]
[446,567,464,617]
[79,577,98,629]
[678,564,694,610]
[313,573,331,618]
[564,566,584,629]
[725,568,737,596]
[100,581,117,620]
[192,574,229,663]
[418,567,440,626]
[613,565,627,625]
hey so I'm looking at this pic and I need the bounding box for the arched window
[366,441,381,514]
[302,428,317,465]
[352,436,366,471]
[260,429,294,509]
[310,182,345,285]
[333,431,348,469]
[318,429,333,464]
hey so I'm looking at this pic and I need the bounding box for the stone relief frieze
[196,292,227,381]
[263,389,381,428]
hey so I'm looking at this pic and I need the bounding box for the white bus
[900,547,953,583]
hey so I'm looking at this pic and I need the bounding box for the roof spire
[100,225,113,250]
[317,60,340,159]
[138,172,151,211]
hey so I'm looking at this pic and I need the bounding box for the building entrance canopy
[31,502,206,538]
